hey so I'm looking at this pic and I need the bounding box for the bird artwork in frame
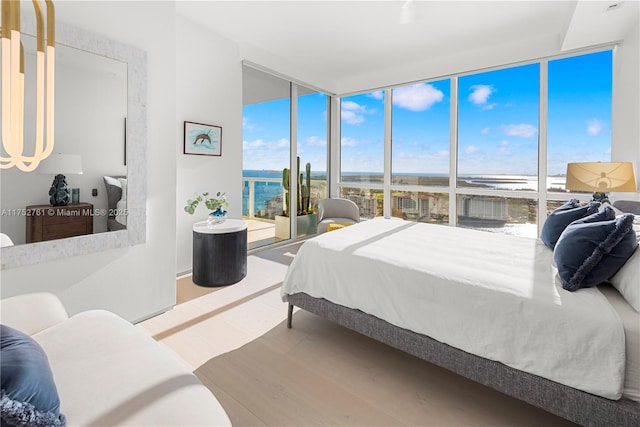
[184,121,222,156]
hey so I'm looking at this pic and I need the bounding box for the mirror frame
[1,17,147,270]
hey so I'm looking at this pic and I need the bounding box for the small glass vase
[207,208,227,227]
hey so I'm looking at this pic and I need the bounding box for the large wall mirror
[0,17,146,269]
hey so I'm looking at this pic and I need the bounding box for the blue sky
[244,50,612,177]
[243,93,327,173]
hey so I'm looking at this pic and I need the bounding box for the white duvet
[281,217,626,400]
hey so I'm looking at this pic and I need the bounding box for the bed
[282,202,640,426]
[103,176,127,231]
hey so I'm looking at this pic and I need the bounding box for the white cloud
[587,118,603,136]
[341,110,365,125]
[341,137,359,147]
[496,141,511,155]
[465,145,479,154]
[482,102,498,111]
[305,136,326,147]
[392,83,444,112]
[243,138,289,151]
[435,150,449,157]
[468,85,494,105]
[242,117,258,132]
[480,127,490,134]
[369,91,384,100]
[502,123,537,138]
[243,139,266,150]
[341,100,367,125]
[342,101,365,112]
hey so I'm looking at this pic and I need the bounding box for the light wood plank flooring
[195,310,575,427]
[142,242,576,426]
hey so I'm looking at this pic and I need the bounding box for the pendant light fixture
[1,0,55,172]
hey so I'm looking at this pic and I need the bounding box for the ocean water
[242,170,567,214]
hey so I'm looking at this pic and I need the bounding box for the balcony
[243,176,327,250]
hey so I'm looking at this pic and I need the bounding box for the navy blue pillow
[554,214,638,292]
[0,325,66,427]
[541,199,600,249]
[571,205,615,225]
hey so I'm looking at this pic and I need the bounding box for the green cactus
[296,157,302,214]
[282,167,290,216]
[304,162,311,213]
[282,157,312,216]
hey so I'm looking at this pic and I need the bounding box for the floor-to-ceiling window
[546,50,613,213]
[336,49,612,237]
[297,88,328,237]
[457,64,540,237]
[242,66,329,249]
[391,81,450,223]
[340,92,385,218]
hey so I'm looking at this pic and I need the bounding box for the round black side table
[192,219,247,287]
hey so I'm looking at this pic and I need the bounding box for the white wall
[175,16,243,275]
[0,1,178,323]
[612,20,640,200]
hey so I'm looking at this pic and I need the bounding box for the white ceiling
[177,0,639,94]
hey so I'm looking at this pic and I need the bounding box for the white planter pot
[274,213,318,239]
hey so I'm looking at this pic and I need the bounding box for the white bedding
[282,217,627,400]
[601,284,640,401]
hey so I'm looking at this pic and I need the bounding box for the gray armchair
[317,198,360,234]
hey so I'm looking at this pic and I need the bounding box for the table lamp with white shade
[565,162,637,203]
[37,154,83,206]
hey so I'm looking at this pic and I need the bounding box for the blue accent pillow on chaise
[0,325,66,427]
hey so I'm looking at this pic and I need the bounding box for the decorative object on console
[565,162,637,203]
[37,154,83,206]
[183,121,222,156]
[71,188,80,204]
[184,192,229,227]
[0,0,56,172]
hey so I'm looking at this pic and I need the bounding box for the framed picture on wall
[183,121,222,156]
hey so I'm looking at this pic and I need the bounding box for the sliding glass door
[242,66,328,249]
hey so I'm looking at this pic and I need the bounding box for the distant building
[458,196,508,221]
[344,194,377,218]
[392,194,437,219]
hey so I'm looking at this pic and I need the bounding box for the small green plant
[184,192,228,215]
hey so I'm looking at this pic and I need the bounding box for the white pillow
[610,244,640,312]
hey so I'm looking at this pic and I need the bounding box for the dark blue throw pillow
[0,325,66,427]
[554,214,638,292]
[541,199,600,249]
[571,205,616,225]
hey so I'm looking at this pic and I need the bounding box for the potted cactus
[275,157,317,238]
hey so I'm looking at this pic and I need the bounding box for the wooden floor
[195,310,576,427]
[176,274,228,305]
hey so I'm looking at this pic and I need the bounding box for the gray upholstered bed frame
[285,292,640,427]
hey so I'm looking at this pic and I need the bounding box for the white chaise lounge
[0,292,231,426]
